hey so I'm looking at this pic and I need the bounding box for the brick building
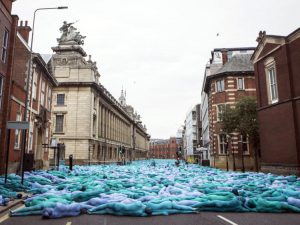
[252,29,300,175]
[150,137,180,159]
[0,0,18,174]
[202,47,257,170]
[6,21,57,173]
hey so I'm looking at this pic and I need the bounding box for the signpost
[5,121,29,183]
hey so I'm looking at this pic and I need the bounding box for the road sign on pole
[7,121,29,130]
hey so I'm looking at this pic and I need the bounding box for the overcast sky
[12,0,300,139]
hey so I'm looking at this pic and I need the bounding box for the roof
[215,54,254,75]
[251,27,300,63]
[213,47,256,52]
[203,53,254,93]
[40,54,53,64]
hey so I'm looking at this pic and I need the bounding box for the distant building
[252,29,300,175]
[183,105,198,162]
[149,137,181,159]
[202,47,257,170]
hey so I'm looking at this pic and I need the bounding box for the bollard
[69,154,73,171]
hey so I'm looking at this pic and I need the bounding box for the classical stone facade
[50,22,149,165]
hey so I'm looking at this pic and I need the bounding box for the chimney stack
[221,49,228,65]
[17,20,32,43]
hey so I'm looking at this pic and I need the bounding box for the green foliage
[235,96,259,145]
[220,96,259,146]
[220,105,238,135]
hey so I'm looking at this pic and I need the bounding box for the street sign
[50,138,58,148]
[7,121,29,130]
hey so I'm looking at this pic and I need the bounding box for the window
[217,104,225,121]
[267,67,278,103]
[57,94,65,105]
[237,78,245,90]
[0,76,3,109]
[14,113,22,149]
[47,88,52,109]
[218,134,227,155]
[1,28,9,62]
[28,120,34,151]
[216,79,225,92]
[45,128,49,145]
[55,114,64,133]
[40,80,45,106]
[241,135,249,154]
[32,72,37,100]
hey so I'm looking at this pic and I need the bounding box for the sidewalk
[0,193,27,214]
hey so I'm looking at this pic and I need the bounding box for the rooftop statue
[57,21,86,45]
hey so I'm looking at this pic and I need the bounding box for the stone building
[252,29,300,175]
[202,47,257,170]
[50,22,149,164]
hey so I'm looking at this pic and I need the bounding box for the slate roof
[40,54,53,64]
[215,53,254,75]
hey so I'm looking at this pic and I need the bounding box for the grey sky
[12,0,300,139]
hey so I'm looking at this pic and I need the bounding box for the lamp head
[58,6,68,9]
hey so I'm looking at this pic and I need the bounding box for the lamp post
[20,6,68,184]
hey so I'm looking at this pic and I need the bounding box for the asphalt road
[1,209,300,225]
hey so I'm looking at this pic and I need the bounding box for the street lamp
[20,6,68,184]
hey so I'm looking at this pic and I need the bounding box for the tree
[220,105,238,135]
[235,96,260,171]
[219,96,260,172]
[220,105,238,170]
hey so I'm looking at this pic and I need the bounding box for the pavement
[1,207,300,225]
[0,192,27,215]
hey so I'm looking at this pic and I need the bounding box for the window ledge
[53,132,65,135]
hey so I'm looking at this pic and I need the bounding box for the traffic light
[122,146,125,154]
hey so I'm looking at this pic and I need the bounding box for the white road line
[217,215,238,225]
[0,204,25,224]
[0,214,9,223]
[66,222,72,225]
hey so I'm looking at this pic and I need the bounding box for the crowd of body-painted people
[1,160,300,218]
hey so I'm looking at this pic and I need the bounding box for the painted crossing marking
[217,215,238,225]
[66,222,72,225]
[0,214,9,223]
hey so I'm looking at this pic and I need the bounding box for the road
[1,205,299,225]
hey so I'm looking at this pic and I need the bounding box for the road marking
[217,215,238,225]
[0,214,9,223]
[66,222,72,225]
